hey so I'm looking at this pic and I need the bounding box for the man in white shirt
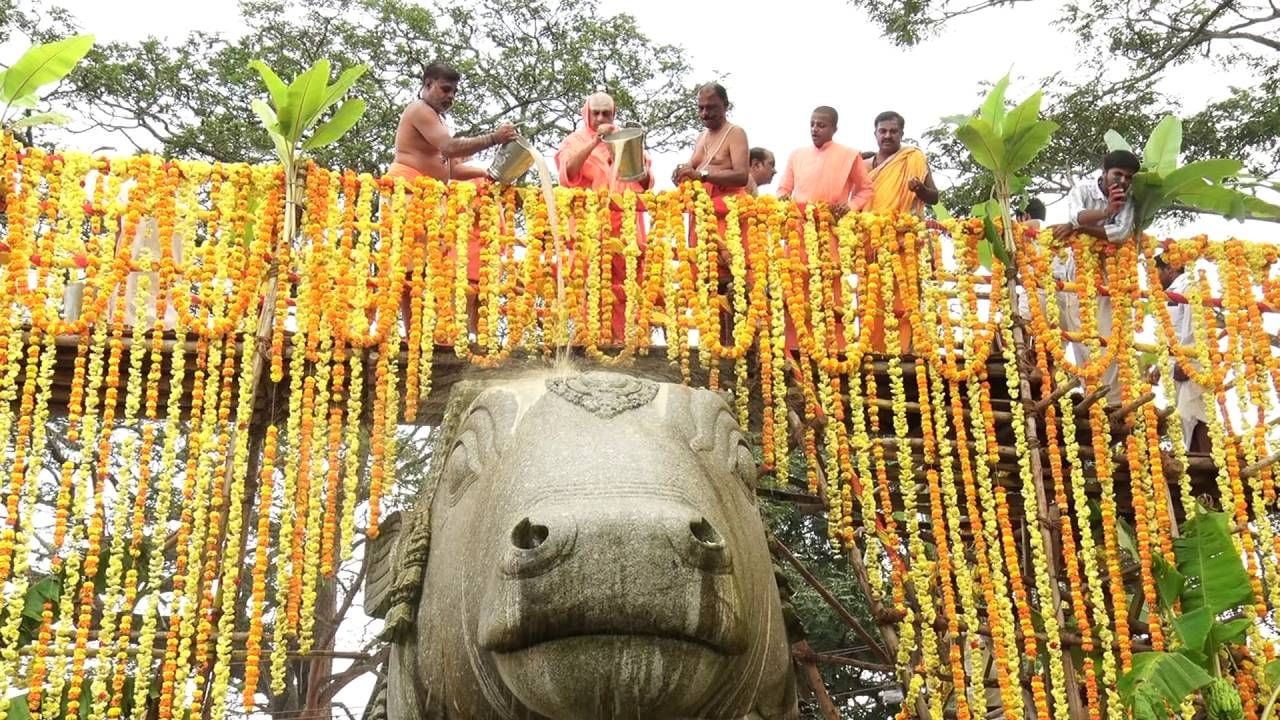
[1157,254,1210,451]
[1051,149,1141,405]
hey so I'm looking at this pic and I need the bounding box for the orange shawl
[555,101,651,193]
[867,145,928,216]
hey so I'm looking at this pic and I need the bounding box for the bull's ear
[441,388,520,503]
[687,387,758,493]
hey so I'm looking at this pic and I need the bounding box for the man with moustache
[866,110,939,215]
[389,61,517,182]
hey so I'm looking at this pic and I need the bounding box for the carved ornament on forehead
[545,371,659,419]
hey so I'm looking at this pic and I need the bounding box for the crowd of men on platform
[388,62,1209,452]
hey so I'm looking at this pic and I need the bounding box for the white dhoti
[1175,376,1209,450]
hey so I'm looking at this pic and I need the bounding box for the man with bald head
[556,91,653,193]
[556,90,654,344]
[776,106,873,215]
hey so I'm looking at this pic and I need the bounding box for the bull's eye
[441,435,480,503]
[733,439,758,490]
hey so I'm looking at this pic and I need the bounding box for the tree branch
[1110,0,1234,92]
[1200,29,1280,52]
[319,645,390,705]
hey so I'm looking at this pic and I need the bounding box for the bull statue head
[366,370,799,720]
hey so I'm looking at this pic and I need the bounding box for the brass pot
[601,127,646,182]
[487,137,537,184]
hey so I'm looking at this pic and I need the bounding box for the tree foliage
[4,0,702,172]
[851,0,1280,218]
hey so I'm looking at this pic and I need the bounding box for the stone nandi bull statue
[364,369,799,720]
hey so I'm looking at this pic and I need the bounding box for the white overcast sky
[5,0,1278,242]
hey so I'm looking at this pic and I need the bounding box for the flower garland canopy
[5,134,1280,718]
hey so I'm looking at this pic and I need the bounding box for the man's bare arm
[410,105,512,159]
[911,170,940,205]
[704,127,749,188]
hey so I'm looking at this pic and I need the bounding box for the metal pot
[488,137,537,184]
[601,127,646,182]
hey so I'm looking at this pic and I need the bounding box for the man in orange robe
[776,106,873,212]
[864,111,940,353]
[775,107,872,355]
[556,91,653,344]
[389,61,516,337]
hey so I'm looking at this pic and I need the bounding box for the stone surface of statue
[367,369,799,720]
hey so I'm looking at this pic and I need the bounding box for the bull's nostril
[511,517,549,550]
[689,517,724,548]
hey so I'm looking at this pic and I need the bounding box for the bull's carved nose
[511,517,549,550]
[683,516,732,575]
[502,516,575,579]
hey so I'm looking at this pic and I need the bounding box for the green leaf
[1105,129,1133,152]
[1266,659,1280,690]
[302,98,365,150]
[283,58,332,140]
[980,208,1011,267]
[7,695,32,720]
[979,72,1011,134]
[976,239,993,271]
[318,64,367,116]
[2,34,95,103]
[251,98,280,135]
[1117,651,1213,709]
[939,113,971,126]
[1210,618,1250,646]
[955,118,1005,174]
[1176,184,1280,222]
[7,111,71,129]
[931,202,953,221]
[1171,607,1212,655]
[1115,511,1139,562]
[1153,554,1185,609]
[248,59,289,112]
[1176,511,1253,615]
[7,93,38,110]
[1000,90,1042,141]
[1004,120,1058,175]
[1162,158,1244,195]
[1143,115,1183,176]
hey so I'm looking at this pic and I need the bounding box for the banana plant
[248,57,368,243]
[0,34,94,131]
[248,58,367,179]
[1118,510,1253,719]
[1105,117,1280,240]
[950,73,1059,269]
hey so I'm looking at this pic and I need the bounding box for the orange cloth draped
[386,161,425,182]
[867,146,928,216]
[556,100,653,342]
[555,102,652,195]
[776,142,873,209]
[864,146,930,352]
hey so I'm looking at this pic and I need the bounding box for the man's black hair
[1103,149,1140,173]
